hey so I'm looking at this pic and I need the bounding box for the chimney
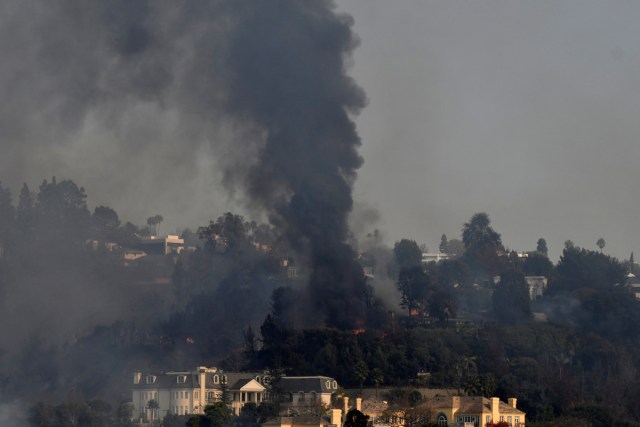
[343,396,349,414]
[356,397,362,412]
[133,372,141,385]
[491,397,500,423]
[331,409,342,426]
[199,367,207,413]
[508,398,517,409]
[452,396,460,411]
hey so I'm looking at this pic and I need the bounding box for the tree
[371,368,384,398]
[344,408,369,427]
[564,240,575,249]
[147,399,160,421]
[439,234,448,253]
[397,266,429,316]
[462,213,503,273]
[492,269,531,324]
[91,206,121,240]
[393,239,423,270]
[146,214,164,236]
[116,402,134,427]
[445,238,465,257]
[198,212,249,253]
[205,402,234,427]
[536,238,548,256]
[597,237,605,253]
[16,183,35,234]
[0,181,14,243]
[353,360,369,393]
[36,177,90,242]
[522,253,553,277]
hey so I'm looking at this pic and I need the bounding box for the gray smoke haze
[0,0,372,337]
[338,1,640,262]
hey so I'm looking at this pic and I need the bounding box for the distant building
[136,235,184,255]
[524,276,548,300]
[626,273,640,299]
[411,396,526,427]
[422,253,450,264]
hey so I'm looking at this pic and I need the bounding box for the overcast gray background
[338,1,640,261]
[2,1,639,263]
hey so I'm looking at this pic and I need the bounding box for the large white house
[131,366,339,422]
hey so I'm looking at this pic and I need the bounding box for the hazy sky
[2,1,639,263]
[337,1,640,261]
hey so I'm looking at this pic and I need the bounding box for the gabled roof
[229,378,266,392]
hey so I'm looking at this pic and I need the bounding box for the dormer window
[146,375,156,384]
[255,376,261,383]
[325,380,331,389]
[177,375,187,384]
[332,381,338,389]
[221,375,227,384]
[213,375,219,384]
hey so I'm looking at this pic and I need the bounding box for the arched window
[310,391,317,402]
[437,414,448,427]
[214,375,219,384]
[298,391,305,402]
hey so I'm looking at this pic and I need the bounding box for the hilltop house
[524,276,548,300]
[131,367,340,423]
[418,396,525,427]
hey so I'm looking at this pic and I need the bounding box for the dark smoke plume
[0,1,370,329]
[221,2,370,328]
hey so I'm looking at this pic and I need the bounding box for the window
[298,392,305,402]
[515,416,520,426]
[310,392,317,402]
[214,375,219,384]
[325,380,331,389]
[146,375,156,384]
[177,375,187,384]
[185,392,189,399]
[332,381,338,389]
[222,375,227,384]
[437,414,447,427]
[195,391,199,399]
[255,376,261,383]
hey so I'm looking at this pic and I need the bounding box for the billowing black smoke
[0,1,371,329]
[220,2,370,328]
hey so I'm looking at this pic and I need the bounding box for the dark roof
[279,377,338,394]
[132,372,198,390]
[132,371,264,390]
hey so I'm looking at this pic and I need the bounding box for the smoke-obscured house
[524,276,547,300]
[136,234,184,255]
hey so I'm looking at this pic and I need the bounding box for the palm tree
[597,238,606,253]
[147,399,160,424]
